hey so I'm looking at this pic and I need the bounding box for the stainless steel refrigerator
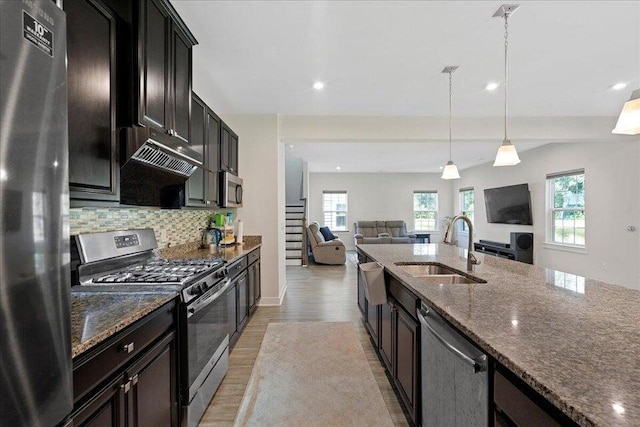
[0,1,72,426]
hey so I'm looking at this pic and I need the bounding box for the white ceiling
[171,1,640,172]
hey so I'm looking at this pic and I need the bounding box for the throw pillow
[319,226,336,241]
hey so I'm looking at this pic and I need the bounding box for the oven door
[187,279,231,399]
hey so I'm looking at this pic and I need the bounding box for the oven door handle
[187,278,232,318]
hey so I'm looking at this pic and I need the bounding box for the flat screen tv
[484,183,533,225]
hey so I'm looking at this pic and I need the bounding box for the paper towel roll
[236,220,244,244]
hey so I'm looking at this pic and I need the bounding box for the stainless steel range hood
[121,127,202,176]
[120,127,204,207]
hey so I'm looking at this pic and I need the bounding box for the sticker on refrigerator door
[23,11,53,58]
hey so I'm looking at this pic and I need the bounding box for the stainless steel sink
[395,263,487,284]
[397,264,459,276]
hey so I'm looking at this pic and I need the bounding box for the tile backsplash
[70,207,234,248]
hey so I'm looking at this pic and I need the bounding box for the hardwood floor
[198,254,409,426]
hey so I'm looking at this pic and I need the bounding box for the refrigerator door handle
[417,307,487,373]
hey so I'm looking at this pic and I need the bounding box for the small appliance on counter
[71,229,230,427]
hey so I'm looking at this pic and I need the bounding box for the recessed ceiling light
[511,319,519,327]
[336,166,341,170]
[439,166,444,170]
[313,81,325,90]
[486,82,499,91]
[288,144,294,149]
[612,82,627,90]
[612,403,625,414]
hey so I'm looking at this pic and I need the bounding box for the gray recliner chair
[307,222,346,265]
[354,220,416,245]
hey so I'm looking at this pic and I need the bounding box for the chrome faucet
[443,214,481,272]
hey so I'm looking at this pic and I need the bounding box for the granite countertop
[357,243,640,427]
[70,290,177,358]
[160,235,262,264]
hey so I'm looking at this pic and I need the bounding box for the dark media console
[474,232,533,264]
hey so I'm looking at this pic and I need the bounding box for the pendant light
[493,4,521,167]
[441,66,461,180]
[612,89,640,135]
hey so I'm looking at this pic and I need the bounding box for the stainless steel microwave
[220,172,243,207]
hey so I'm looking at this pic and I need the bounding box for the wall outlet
[159,229,168,241]
[602,262,608,271]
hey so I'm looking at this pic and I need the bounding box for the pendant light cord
[448,71,453,161]
[504,13,509,143]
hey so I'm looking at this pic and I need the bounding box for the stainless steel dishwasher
[417,303,488,426]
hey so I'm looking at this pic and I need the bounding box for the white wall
[452,141,640,290]
[285,157,303,204]
[221,114,287,305]
[309,173,454,250]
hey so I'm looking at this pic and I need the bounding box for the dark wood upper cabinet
[186,92,220,208]
[220,123,230,172]
[66,0,120,204]
[229,131,239,174]
[205,109,221,205]
[137,0,170,130]
[185,93,206,207]
[136,0,196,140]
[172,28,191,142]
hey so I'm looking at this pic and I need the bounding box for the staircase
[285,203,307,266]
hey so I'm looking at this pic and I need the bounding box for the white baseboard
[258,281,288,306]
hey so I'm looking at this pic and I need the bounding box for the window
[459,188,474,231]
[547,170,585,246]
[413,191,438,231]
[323,191,348,231]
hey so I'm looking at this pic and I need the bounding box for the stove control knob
[188,308,195,315]
[215,270,225,279]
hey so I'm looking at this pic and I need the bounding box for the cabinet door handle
[121,381,131,393]
[121,342,134,353]
[129,374,139,385]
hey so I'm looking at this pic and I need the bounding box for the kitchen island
[357,243,639,427]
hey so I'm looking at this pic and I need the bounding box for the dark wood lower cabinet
[126,333,177,427]
[357,268,366,315]
[71,300,178,426]
[236,271,249,332]
[366,300,379,347]
[357,255,420,426]
[379,301,393,372]
[394,306,419,424]
[248,260,261,313]
[71,377,126,427]
[227,281,238,344]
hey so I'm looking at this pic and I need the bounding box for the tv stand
[474,239,515,258]
[474,233,533,264]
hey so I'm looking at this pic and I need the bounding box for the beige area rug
[234,322,394,427]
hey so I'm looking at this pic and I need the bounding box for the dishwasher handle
[417,307,487,374]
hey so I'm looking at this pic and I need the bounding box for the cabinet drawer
[227,256,248,278]
[248,248,260,265]
[388,276,420,319]
[73,300,175,403]
[494,370,562,427]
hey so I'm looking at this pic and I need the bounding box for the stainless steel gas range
[72,229,230,426]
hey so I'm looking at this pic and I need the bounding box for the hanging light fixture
[612,89,640,135]
[441,66,461,180]
[493,4,521,167]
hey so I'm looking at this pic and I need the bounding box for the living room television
[484,183,533,225]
